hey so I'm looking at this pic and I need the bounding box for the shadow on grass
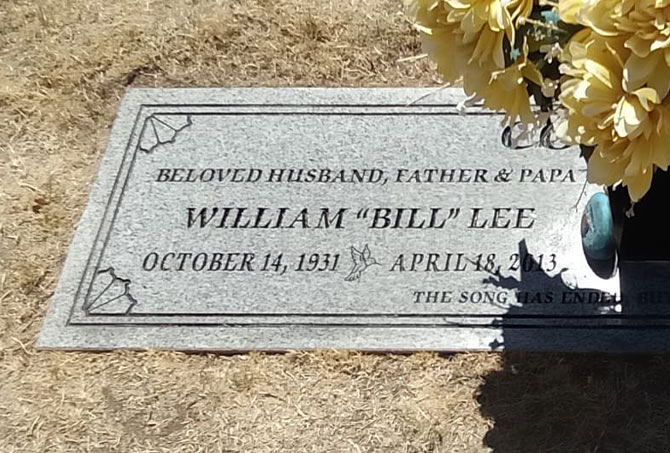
[476,243,670,451]
[478,352,670,451]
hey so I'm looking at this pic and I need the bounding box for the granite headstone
[38,88,670,352]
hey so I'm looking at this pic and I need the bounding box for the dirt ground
[2,1,670,451]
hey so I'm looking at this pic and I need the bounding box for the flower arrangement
[409,0,670,203]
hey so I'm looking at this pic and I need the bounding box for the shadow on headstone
[475,240,670,451]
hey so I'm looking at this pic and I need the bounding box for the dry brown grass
[2,0,670,451]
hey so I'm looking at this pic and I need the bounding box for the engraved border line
[68,103,652,328]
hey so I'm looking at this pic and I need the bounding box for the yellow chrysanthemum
[579,0,670,58]
[558,0,585,24]
[410,0,537,123]
[558,33,670,201]
[410,0,534,74]
[444,0,533,68]
[577,0,670,96]
[410,0,474,82]
[464,42,543,124]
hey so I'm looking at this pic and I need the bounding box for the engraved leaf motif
[501,119,570,150]
[139,114,192,153]
[84,268,137,314]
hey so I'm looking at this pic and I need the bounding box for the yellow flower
[465,41,544,124]
[558,33,670,201]
[578,0,670,96]
[444,0,533,68]
[558,0,585,24]
[579,0,670,59]
[574,0,622,36]
[410,0,534,75]
[410,0,538,123]
[410,0,472,82]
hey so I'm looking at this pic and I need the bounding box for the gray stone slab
[38,88,670,352]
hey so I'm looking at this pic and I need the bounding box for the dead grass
[2,0,670,452]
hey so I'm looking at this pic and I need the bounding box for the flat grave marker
[39,88,670,352]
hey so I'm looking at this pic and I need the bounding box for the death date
[390,252,558,273]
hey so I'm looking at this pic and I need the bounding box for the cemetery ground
[2,1,670,451]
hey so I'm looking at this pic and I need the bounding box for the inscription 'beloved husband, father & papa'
[156,167,577,184]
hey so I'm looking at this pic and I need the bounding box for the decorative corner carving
[84,268,137,315]
[139,114,192,153]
